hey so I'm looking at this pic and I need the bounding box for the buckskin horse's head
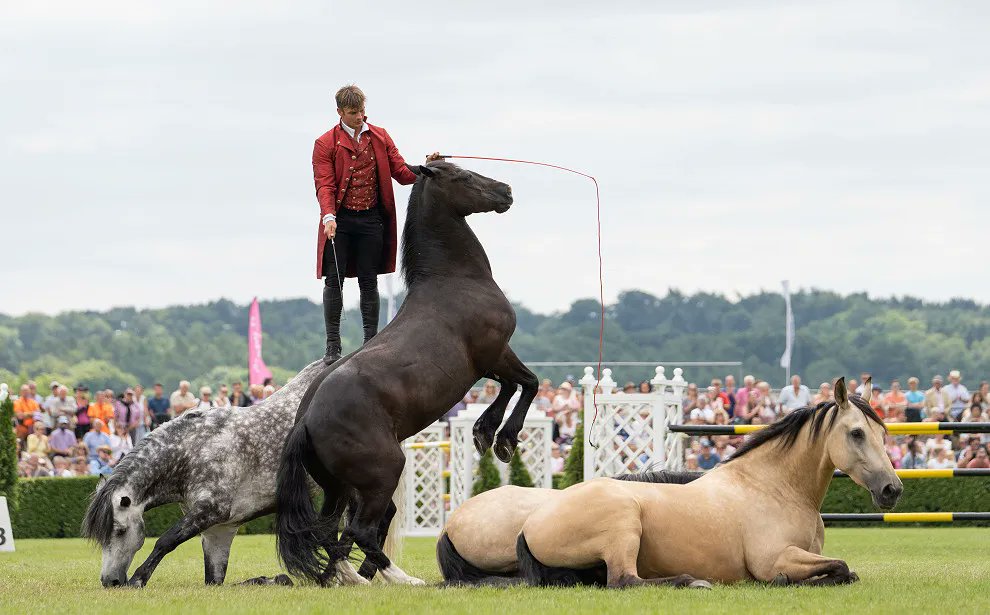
[415,161,513,216]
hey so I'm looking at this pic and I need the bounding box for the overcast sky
[3,1,989,317]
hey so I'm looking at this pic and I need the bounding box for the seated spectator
[89,445,116,475]
[18,453,53,478]
[109,423,133,461]
[70,456,90,476]
[26,422,51,457]
[52,456,74,478]
[638,381,651,394]
[684,454,699,471]
[83,419,112,461]
[696,439,721,470]
[477,380,499,404]
[263,384,276,399]
[689,395,715,425]
[885,435,902,468]
[713,435,736,461]
[924,375,951,421]
[812,382,832,405]
[978,381,990,411]
[927,447,956,469]
[681,383,701,420]
[956,437,984,467]
[883,380,907,422]
[734,375,757,415]
[924,433,952,457]
[755,382,778,423]
[778,375,811,415]
[49,416,77,458]
[967,447,990,468]
[901,438,927,469]
[556,409,578,444]
[550,443,565,474]
[904,377,925,422]
[960,403,988,423]
[620,382,636,394]
[734,395,759,424]
[709,379,731,411]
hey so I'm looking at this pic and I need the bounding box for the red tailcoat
[312,122,418,278]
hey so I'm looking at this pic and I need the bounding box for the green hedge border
[9,475,989,539]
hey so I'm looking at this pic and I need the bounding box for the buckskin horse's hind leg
[492,349,539,463]
[768,546,859,586]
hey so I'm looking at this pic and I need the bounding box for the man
[87,390,114,434]
[13,384,40,440]
[777,375,811,414]
[312,84,440,364]
[229,381,251,407]
[40,381,62,428]
[148,383,171,427]
[696,439,721,471]
[45,385,76,426]
[49,416,77,458]
[169,380,198,417]
[82,419,111,461]
[904,377,925,422]
[945,370,970,420]
[26,380,44,404]
[924,375,952,421]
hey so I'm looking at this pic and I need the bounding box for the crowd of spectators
[677,370,990,471]
[9,367,990,479]
[8,377,280,478]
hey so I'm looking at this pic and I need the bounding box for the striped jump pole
[670,423,990,436]
[833,468,990,479]
[822,512,990,523]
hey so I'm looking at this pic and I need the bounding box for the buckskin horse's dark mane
[728,396,884,462]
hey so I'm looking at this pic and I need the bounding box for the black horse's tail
[436,532,522,586]
[516,533,606,587]
[275,423,333,582]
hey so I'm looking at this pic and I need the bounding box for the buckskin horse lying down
[516,378,901,588]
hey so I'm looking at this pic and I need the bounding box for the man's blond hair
[335,84,366,110]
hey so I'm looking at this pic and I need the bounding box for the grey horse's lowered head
[82,360,327,587]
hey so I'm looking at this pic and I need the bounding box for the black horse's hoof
[493,436,516,463]
[473,427,494,456]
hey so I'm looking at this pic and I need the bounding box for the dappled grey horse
[81,360,327,588]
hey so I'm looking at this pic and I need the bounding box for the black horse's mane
[728,396,884,463]
[400,178,426,285]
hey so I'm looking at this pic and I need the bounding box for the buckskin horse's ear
[833,377,847,406]
[860,377,872,404]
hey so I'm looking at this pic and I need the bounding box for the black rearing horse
[275,161,539,585]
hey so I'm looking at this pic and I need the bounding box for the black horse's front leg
[472,374,518,455]
[491,348,539,463]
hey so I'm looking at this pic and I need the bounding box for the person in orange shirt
[882,379,907,422]
[13,384,40,440]
[87,390,114,434]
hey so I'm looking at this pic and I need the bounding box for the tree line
[3,289,990,392]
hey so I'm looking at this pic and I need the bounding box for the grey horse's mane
[728,396,883,463]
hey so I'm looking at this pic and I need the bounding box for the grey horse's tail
[516,533,606,587]
[436,532,522,586]
[275,423,334,582]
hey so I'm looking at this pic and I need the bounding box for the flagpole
[779,281,794,382]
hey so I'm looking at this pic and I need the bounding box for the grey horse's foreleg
[492,349,539,462]
[201,524,238,585]
[128,508,226,588]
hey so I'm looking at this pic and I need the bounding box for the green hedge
[11,477,276,539]
[10,474,990,539]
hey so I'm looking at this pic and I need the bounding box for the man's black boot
[323,283,342,365]
[359,280,380,345]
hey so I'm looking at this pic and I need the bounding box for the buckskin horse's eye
[850,428,865,440]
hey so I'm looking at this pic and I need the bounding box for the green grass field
[1,529,987,614]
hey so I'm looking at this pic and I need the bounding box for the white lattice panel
[403,422,447,537]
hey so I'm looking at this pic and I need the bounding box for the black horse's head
[414,161,513,216]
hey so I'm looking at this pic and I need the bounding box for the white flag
[780,280,794,371]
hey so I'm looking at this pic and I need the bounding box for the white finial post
[599,368,616,393]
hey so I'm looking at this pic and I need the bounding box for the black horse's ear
[120,496,131,508]
[419,164,438,178]
[405,163,421,176]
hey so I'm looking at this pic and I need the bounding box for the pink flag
[248,297,273,386]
